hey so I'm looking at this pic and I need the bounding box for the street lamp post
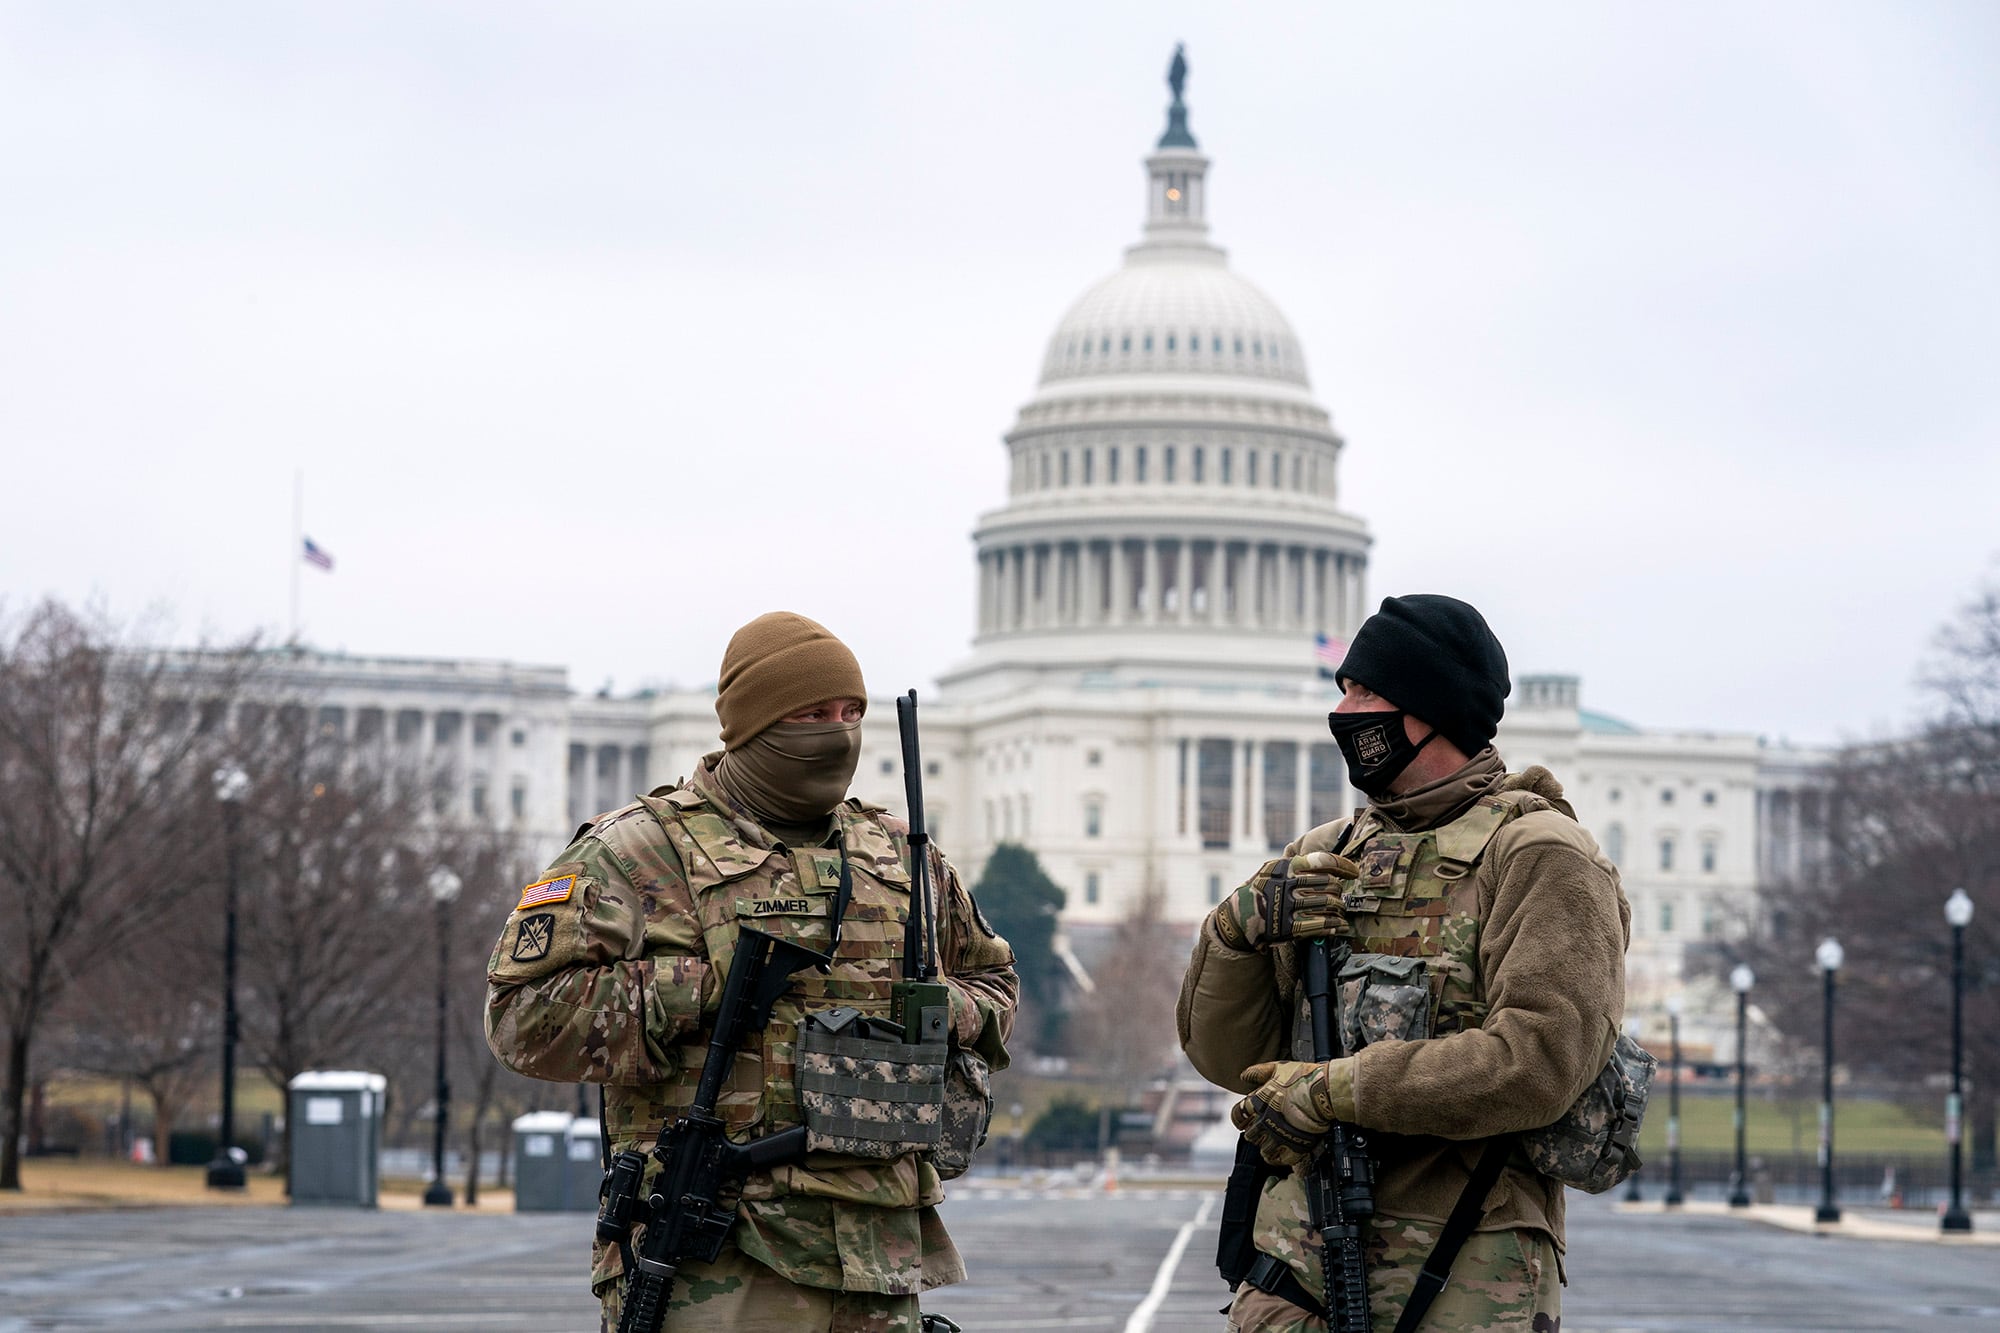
[424,867,462,1208]
[1814,937,1844,1225]
[1664,993,1685,1207]
[206,764,250,1191]
[1944,888,1975,1234]
[1728,964,1755,1207]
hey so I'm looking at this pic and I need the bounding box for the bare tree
[1067,886,1190,1147]
[228,709,444,1175]
[371,821,544,1204]
[48,919,222,1166]
[0,601,253,1190]
[1747,573,2000,1179]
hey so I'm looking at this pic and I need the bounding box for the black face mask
[1326,709,1440,799]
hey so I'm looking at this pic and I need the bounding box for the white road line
[1123,1193,1216,1333]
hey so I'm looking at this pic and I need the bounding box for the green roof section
[1580,708,1642,735]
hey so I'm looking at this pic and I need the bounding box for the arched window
[1084,799,1103,838]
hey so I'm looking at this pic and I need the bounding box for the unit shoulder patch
[517,875,576,910]
[969,892,998,939]
[511,913,555,962]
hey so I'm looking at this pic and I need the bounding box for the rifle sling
[1391,1136,1513,1333]
[1243,1251,1327,1322]
[1236,1137,1513,1332]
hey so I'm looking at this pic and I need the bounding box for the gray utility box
[288,1071,386,1207]
[512,1112,603,1212]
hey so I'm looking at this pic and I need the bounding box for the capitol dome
[947,51,1373,695]
[1038,258,1310,389]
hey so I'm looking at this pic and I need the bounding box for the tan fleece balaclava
[712,612,867,831]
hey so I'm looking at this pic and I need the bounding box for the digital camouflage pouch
[1336,952,1433,1056]
[930,1049,993,1180]
[795,1007,947,1159]
[1520,1026,1656,1192]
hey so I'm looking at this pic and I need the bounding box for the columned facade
[976,535,1364,638]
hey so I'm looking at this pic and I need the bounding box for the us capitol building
[251,67,1826,1042]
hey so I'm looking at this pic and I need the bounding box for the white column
[1226,737,1247,851]
[1280,548,1298,630]
[992,548,1008,632]
[1143,540,1161,624]
[1248,544,1264,628]
[1110,541,1129,625]
[1336,553,1353,633]
[1081,542,1101,626]
[1055,544,1070,625]
[1203,542,1221,624]
[1009,546,1025,630]
[1351,558,1367,631]
[1295,741,1313,836]
[1243,739,1264,847]
[975,552,989,633]
[1311,550,1327,636]
[1176,541,1193,625]
[1178,737,1193,839]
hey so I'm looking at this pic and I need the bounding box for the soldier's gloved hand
[1211,852,1359,951]
[1230,1060,1346,1168]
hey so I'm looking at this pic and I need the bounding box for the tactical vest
[600,785,917,1162]
[1289,790,1552,1064]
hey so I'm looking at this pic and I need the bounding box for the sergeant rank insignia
[512,913,555,962]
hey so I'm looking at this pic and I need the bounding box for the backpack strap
[1392,1138,1512,1333]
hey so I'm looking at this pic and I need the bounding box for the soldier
[487,611,1018,1331]
[1179,594,1630,1332]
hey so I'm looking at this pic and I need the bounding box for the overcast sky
[3,2,1994,747]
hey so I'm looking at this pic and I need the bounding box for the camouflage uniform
[486,756,1017,1330]
[1182,752,1628,1332]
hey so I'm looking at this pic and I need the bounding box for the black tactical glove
[1212,851,1358,952]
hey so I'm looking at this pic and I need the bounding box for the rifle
[890,689,951,1047]
[603,925,830,1333]
[1302,933,1375,1333]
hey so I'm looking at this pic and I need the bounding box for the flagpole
[290,470,302,645]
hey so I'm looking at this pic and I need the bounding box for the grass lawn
[1640,1087,1947,1155]
[0,1160,288,1211]
[0,1159,520,1213]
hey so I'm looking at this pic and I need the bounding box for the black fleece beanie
[1336,594,1511,755]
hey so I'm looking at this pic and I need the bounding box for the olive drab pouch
[795,1006,947,1159]
[1520,1027,1656,1193]
[930,1048,993,1180]
[1336,952,1433,1055]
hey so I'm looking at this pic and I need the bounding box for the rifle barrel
[896,690,936,981]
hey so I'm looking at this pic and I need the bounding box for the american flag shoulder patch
[517,875,576,910]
